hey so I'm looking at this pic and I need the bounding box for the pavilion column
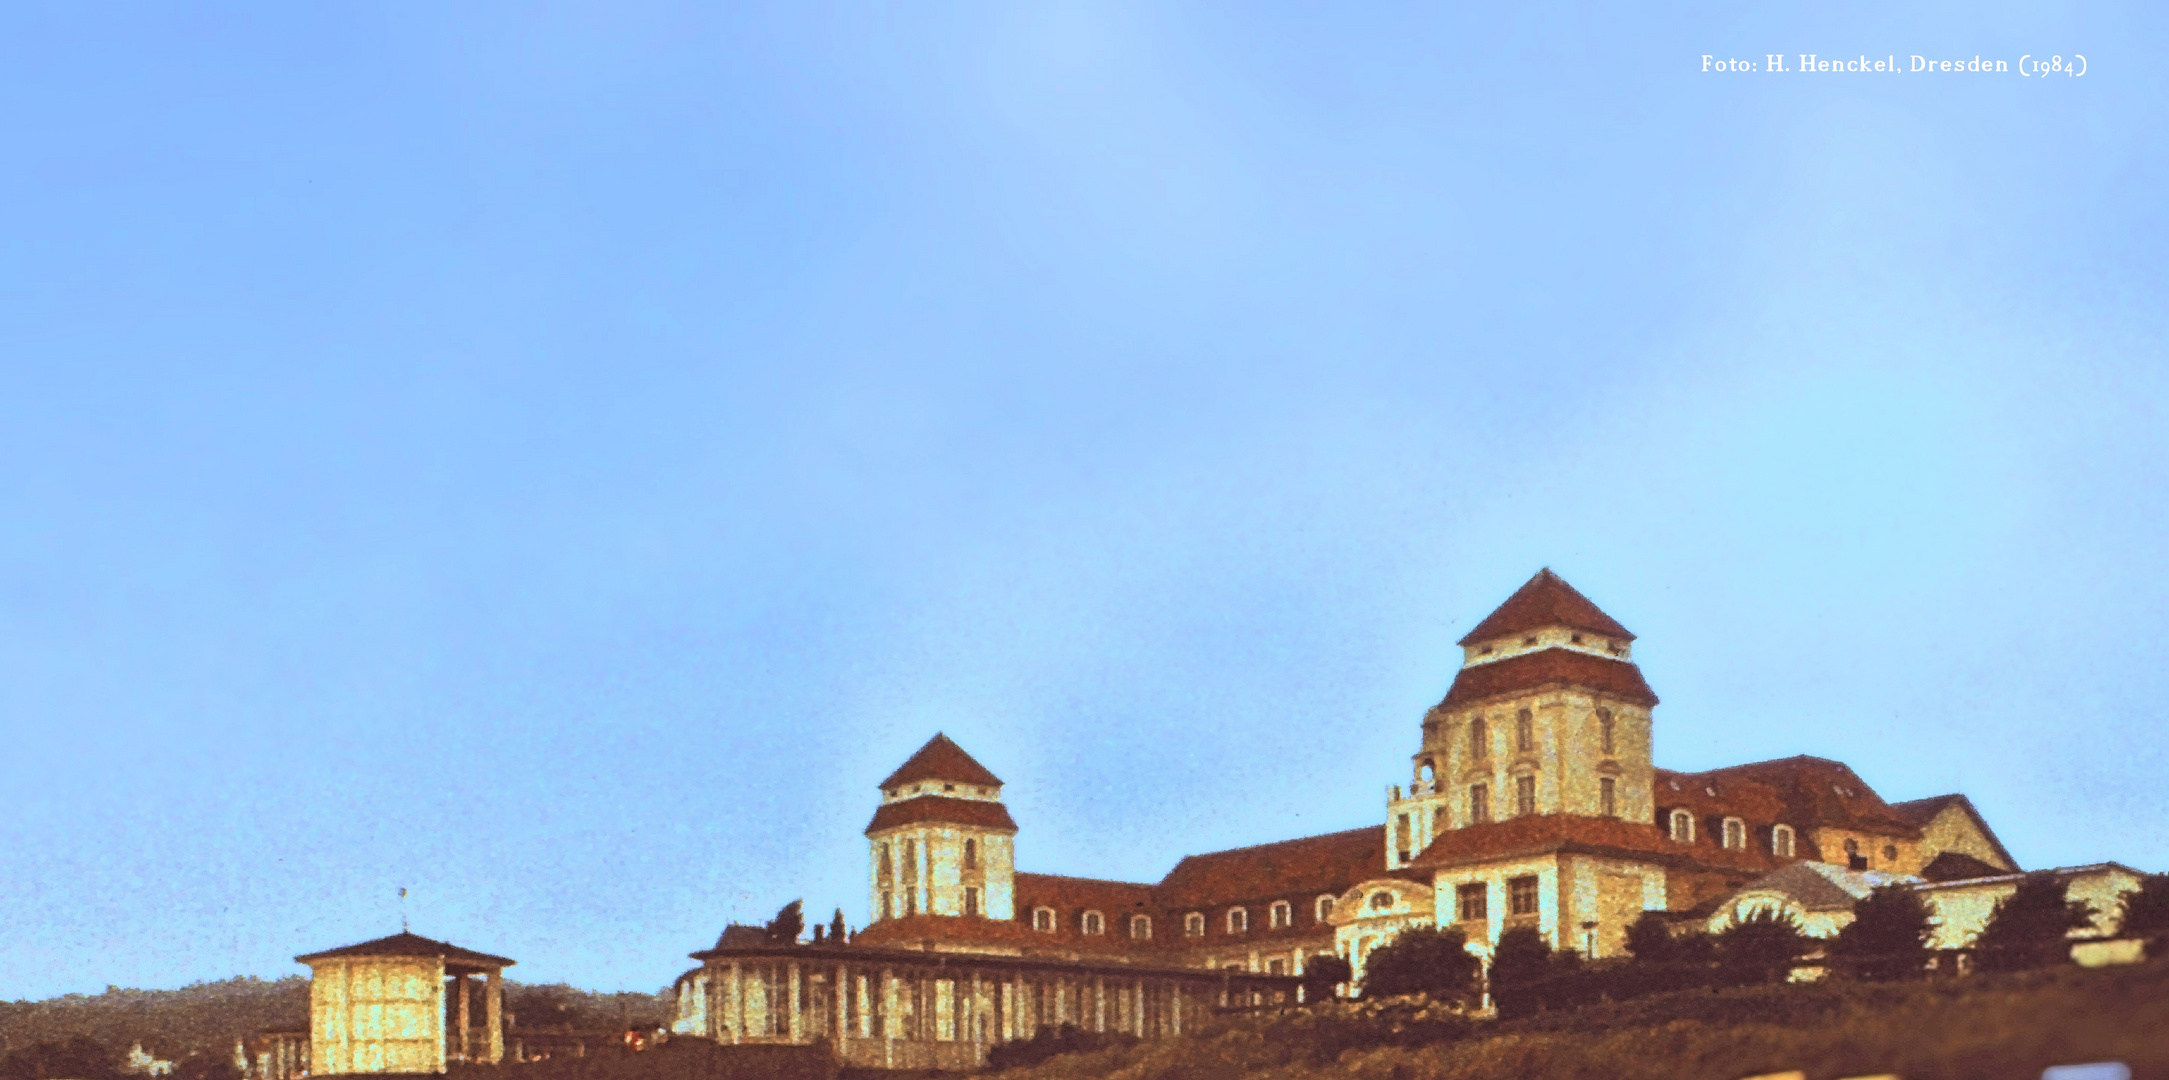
[726,962,743,1044]
[787,963,803,1042]
[834,964,848,1043]
[485,970,503,1064]
[456,974,472,1063]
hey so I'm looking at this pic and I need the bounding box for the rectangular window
[1516,710,1534,752]
[1599,711,1616,754]
[1456,882,1487,922]
[1600,776,1616,817]
[1469,784,1490,825]
[1516,774,1536,817]
[1508,876,1539,917]
[1471,717,1488,758]
[964,887,979,916]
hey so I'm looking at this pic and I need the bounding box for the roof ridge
[1457,569,1635,646]
[1169,824,1383,862]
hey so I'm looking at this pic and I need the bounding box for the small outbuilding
[295,932,515,1075]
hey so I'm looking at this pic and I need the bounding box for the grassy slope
[997,962,2169,1080]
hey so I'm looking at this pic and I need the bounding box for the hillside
[992,961,2169,1080]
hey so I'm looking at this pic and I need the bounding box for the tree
[2116,873,2169,955]
[764,899,805,944]
[1714,907,1813,984]
[1973,873,2096,972]
[1485,925,1553,1018]
[1829,884,1935,980]
[830,908,848,944]
[173,1055,237,1080]
[1622,912,1676,963]
[1299,954,1353,1005]
[1,1037,119,1080]
[1359,926,1479,1004]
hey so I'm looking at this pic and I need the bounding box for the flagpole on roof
[400,887,408,932]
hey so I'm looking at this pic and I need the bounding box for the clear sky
[1,3,2163,999]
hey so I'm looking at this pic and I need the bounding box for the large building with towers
[673,568,2031,1067]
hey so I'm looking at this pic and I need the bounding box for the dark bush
[1297,954,1352,1005]
[2116,873,2169,954]
[1358,925,1478,1004]
[984,1024,1138,1072]
[1485,925,1553,1019]
[1973,873,2095,972]
[1714,907,1813,984]
[1829,884,1935,980]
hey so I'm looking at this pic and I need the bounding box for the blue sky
[1,3,2163,998]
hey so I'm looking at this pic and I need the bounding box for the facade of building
[293,932,513,1076]
[685,569,2042,1062]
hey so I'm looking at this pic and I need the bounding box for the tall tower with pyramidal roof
[1385,569,1660,869]
[866,734,1018,923]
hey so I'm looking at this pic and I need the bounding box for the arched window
[1882,844,1898,863]
[1367,890,1394,911]
[1185,912,1205,937]
[1315,895,1335,922]
[878,842,893,879]
[1269,900,1292,928]
[1516,709,1534,753]
[963,838,978,869]
[1032,907,1056,932]
[1082,911,1104,935]
[1129,915,1151,940]
[1600,776,1616,817]
[1228,907,1248,933]
[903,839,918,882]
[1470,716,1488,758]
[1669,809,1694,843]
[1418,761,1436,788]
[1722,817,1746,850]
[1598,709,1616,755]
[1772,824,1795,858]
[882,891,894,920]
[964,887,980,916]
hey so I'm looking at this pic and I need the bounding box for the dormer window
[1669,809,1695,843]
[1228,907,1248,933]
[1082,911,1104,935]
[1129,915,1151,940]
[1772,824,1796,858]
[1722,817,1746,850]
[1184,912,1205,937]
[1270,900,1292,928]
[1032,907,1056,932]
[1315,895,1335,922]
[1368,890,1394,911]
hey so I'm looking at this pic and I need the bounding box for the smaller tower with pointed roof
[1388,569,1660,872]
[866,734,1018,924]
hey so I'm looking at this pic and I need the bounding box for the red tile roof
[851,914,1053,952]
[864,796,1018,835]
[1458,569,1634,645]
[1681,756,1921,836]
[1407,813,1782,876]
[1155,826,1408,908]
[295,931,514,969]
[1438,648,1658,709]
[880,733,1004,790]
